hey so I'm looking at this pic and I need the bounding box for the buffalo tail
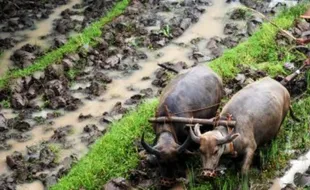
[289,106,301,122]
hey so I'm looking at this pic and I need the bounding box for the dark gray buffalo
[141,64,223,181]
[189,77,300,177]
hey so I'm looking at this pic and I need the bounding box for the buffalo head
[189,124,239,178]
[141,130,191,164]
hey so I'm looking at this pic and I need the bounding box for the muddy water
[0,0,244,189]
[175,1,235,43]
[269,0,298,8]
[270,150,310,189]
[16,181,45,190]
[0,0,84,76]
[0,46,192,173]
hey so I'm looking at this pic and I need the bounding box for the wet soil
[0,0,119,75]
[0,0,306,189]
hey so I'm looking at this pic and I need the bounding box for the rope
[171,103,221,115]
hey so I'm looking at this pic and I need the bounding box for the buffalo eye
[213,149,219,155]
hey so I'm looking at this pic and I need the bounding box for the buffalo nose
[201,170,217,178]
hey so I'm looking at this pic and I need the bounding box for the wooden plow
[245,7,310,46]
[280,59,310,86]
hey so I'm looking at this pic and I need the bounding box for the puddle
[268,0,299,8]
[175,1,241,43]
[270,150,310,189]
[0,0,84,76]
[0,126,55,174]
[0,0,244,189]
[16,181,45,190]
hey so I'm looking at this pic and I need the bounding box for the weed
[67,69,80,80]
[188,166,195,189]
[48,144,62,164]
[0,100,10,109]
[162,25,172,38]
[53,111,63,117]
[34,116,46,125]
[148,43,154,50]
[43,100,50,108]
[129,37,144,48]
[231,7,249,20]
[166,71,177,81]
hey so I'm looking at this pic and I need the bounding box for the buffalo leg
[241,147,256,174]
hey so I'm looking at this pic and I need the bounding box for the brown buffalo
[141,64,223,180]
[189,77,300,177]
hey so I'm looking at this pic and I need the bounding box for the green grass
[0,0,130,89]
[209,3,308,80]
[51,100,158,190]
[51,2,310,190]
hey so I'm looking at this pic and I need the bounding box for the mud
[0,0,84,75]
[0,0,120,75]
[0,0,305,189]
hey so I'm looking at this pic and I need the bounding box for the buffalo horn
[194,123,202,136]
[141,132,160,156]
[189,125,200,144]
[177,135,191,153]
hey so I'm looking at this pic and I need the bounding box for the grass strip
[209,3,309,79]
[51,99,158,190]
[54,3,310,190]
[0,0,130,89]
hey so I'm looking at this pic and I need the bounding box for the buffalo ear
[225,128,240,143]
[227,133,240,143]
[216,133,240,145]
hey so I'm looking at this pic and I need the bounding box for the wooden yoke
[148,116,236,127]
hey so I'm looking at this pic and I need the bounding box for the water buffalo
[189,77,300,177]
[141,64,223,181]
